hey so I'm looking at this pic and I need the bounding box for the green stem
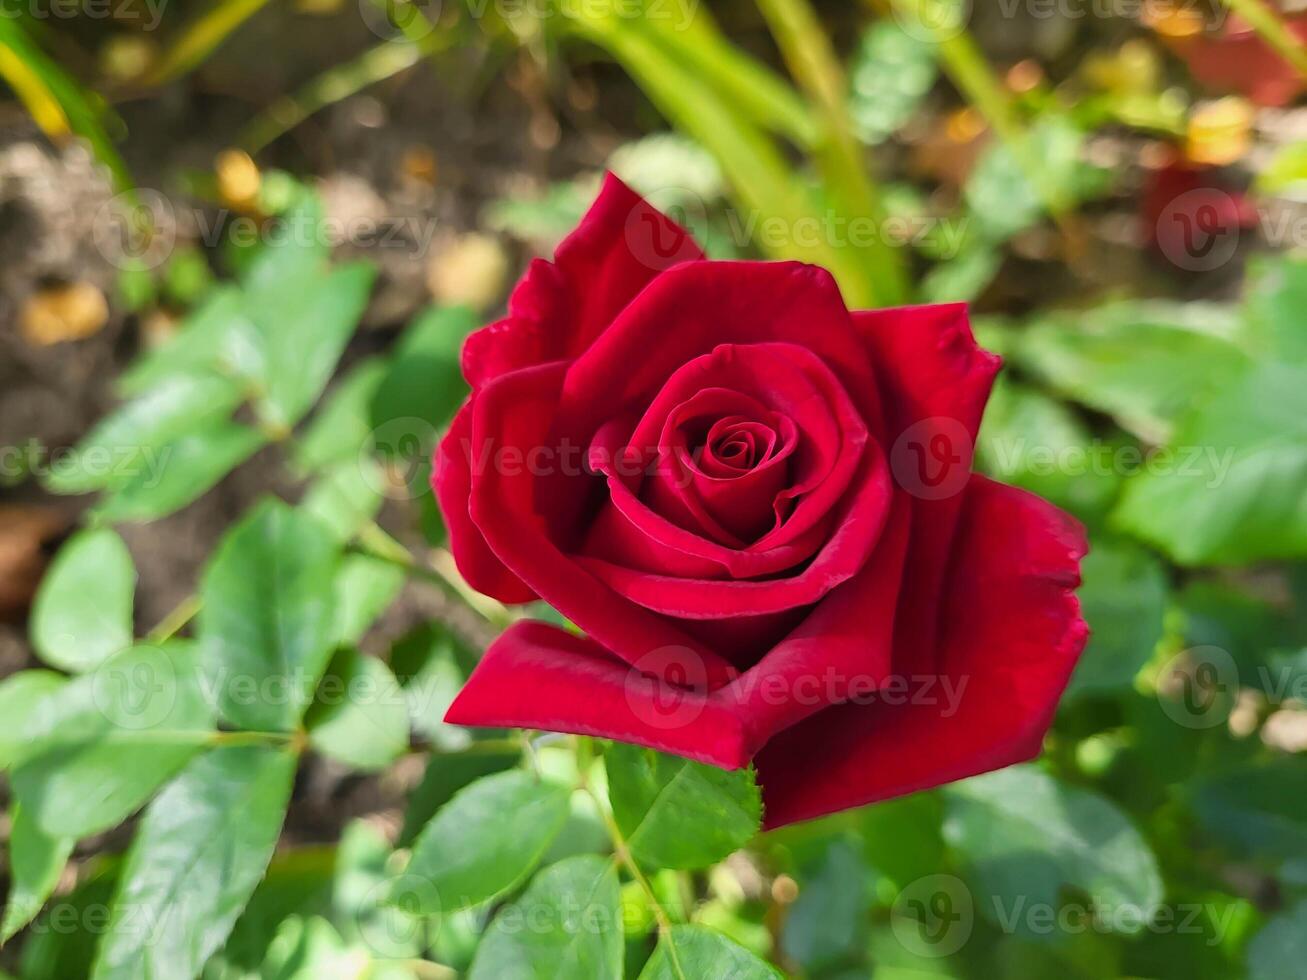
[577,742,688,980]
[143,0,275,86]
[240,41,424,153]
[563,6,874,304]
[1219,0,1307,78]
[755,0,909,305]
[146,593,203,644]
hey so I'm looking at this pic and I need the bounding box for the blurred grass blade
[240,41,423,152]
[563,4,880,306]
[144,0,274,86]
[642,0,820,148]
[755,0,909,305]
[0,20,132,189]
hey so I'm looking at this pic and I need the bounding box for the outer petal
[754,476,1088,829]
[854,303,1001,673]
[433,402,536,604]
[445,621,752,769]
[461,173,703,387]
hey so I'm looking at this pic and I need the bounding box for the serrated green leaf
[249,261,376,430]
[306,649,409,771]
[330,554,404,646]
[639,924,781,979]
[118,285,250,395]
[975,376,1123,521]
[198,500,340,732]
[30,528,135,673]
[943,765,1163,937]
[0,804,74,942]
[389,623,477,750]
[1012,302,1248,444]
[469,856,623,980]
[44,374,245,496]
[1065,539,1168,698]
[1113,361,1307,564]
[1248,900,1307,980]
[369,305,478,442]
[399,749,520,848]
[293,357,388,475]
[89,745,296,980]
[0,670,66,770]
[94,419,266,523]
[300,460,385,544]
[10,643,215,838]
[399,770,571,913]
[1191,759,1307,863]
[606,743,761,870]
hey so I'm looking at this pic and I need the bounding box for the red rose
[436,175,1088,828]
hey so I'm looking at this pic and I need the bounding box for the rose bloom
[436,175,1088,828]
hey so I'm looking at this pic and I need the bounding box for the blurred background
[1,0,1306,977]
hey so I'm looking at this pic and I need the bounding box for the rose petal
[433,401,536,603]
[444,620,752,769]
[854,303,1001,673]
[461,173,703,387]
[754,476,1088,829]
[464,359,739,687]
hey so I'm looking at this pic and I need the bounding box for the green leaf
[44,375,245,496]
[330,554,404,646]
[1248,900,1307,980]
[1,804,75,942]
[1064,539,1168,698]
[848,21,937,144]
[975,376,1123,521]
[0,670,66,769]
[639,925,781,979]
[943,765,1163,936]
[1012,302,1248,443]
[399,749,521,847]
[967,115,1112,241]
[10,643,215,838]
[1191,759,1307,863]
[300,460,385,545]
[1113,361,1307,565]
[249,261,376,431]
[198,500,340,732]
[30,527,136,673]
[780,837,869,972]
[389,623,477,749]
[1245,254,1307,365]
[469,856,623,980]
[292,356,388,475]
[94,419,266,523]
[369,305,478,441]
[89,745,297,980]
[257,915,365,980]
[306,649,409,771]
[19,867,116,980]
[606,743,761,870]
[399,770,571,913]
[118,286,248,395]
